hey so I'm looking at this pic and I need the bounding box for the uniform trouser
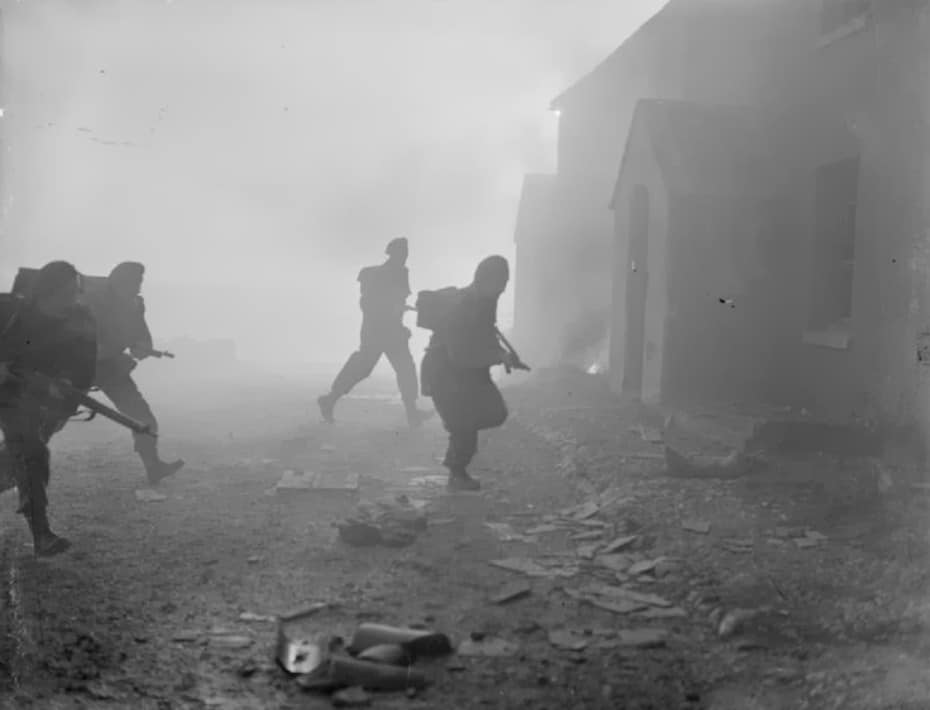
[331,320,418,409]
[0,405,63,519]
[423,348,508,471]
[97,373,159,464]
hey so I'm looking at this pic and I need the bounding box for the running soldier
[85,262,183,485]
[417,255,521,491]
[318,237,430,427]
[0,261,97,556]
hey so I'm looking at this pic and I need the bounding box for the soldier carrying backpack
[415,255,527,491]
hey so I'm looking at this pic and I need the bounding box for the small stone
[332,686,371,707]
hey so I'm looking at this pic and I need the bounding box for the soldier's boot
[140,449,185,486]
[447,466,481,491]
[317,394,337,424]
[25,507,71,558]
[404,403,433,429]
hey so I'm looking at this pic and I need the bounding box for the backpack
[415,287,463,332]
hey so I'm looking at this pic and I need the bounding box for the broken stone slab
[210,633,254,650]
[548,630,589,652]
[456,637,519,657]
[356,644,411,666]
[525,524,561,535]
[664,445,761,480]
[489,557,579,579]
[602,535,638,554]
[595,553,634,573]
[563,586,647,615]
[631,425,664,444]
[570,530,605,542]
[720,538,754,554]
[575,543,601,560]
[275,470,360,493]
[560,501,600,520]
[347,624,452,658]
[490,581,532,605]
[628,558,665,576]
[681,520,711,535]
[238,612,277,623]
[616,628,669,649]
[135,488,168,502]
[332,686,372,708]
[638,607,688,620]
[484,522,537,544]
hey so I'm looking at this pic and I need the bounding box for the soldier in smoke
[85,262,184,485]
[0,261,98,556]
[318,237,430,427]
[418,255,518,491]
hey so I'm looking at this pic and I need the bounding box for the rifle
[495,328,531,373]
[138,348,175,360]
[12,369,156,437]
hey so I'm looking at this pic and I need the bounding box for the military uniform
[84,278,181,484]
[0,290,97,555]
[421,285,509,488]
[320,241,427,425]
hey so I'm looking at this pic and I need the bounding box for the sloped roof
[551,0,798,111]
[513,173,556,244]
[610,99,782,205]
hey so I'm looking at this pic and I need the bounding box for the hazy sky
[0,0,666,365]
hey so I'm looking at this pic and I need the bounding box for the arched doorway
[623,185,650,397]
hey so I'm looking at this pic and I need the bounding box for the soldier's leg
[0,412,70,556]
[319,326,383,423]
[99,375,183,485]
[444,428,480,491]
[384,331,431,427]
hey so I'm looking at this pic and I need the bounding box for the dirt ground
[2,365,930,709]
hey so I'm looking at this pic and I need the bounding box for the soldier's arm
[129,297,155,357]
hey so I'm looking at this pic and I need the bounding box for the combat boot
[317,394,337,424]
[406,407,434,429]
[146,458,185,486]
[447,466,481,491]
[25,508,71,558]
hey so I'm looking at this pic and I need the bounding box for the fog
[0,0,665,371]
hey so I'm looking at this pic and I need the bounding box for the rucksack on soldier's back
[415,287,463,332]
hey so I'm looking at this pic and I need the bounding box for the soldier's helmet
[385,237,408,257]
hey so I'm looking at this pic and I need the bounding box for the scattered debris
[491,581,532,605]
[576,543,601,560]
[682,520,711,535]
[408,475,449,489]
[665,446,761,479]
[484,522,537,544]
[210,633,253,650]
[172,630,200,644]
[595,554,634,573]
[357,644,411,666]
[561,501,600,521]
[628,558,665,576]
[638,607,688,620]
[616,628,669,649]
[457,637,519,657]
[717,608,764,639]
[135,488,167,502]
[548,630,589,652]
[275,470,360,493]
[525,524,560,535]
[602,535,638,553]
[720,539,754,554]
[564,585,647,615]
[337,496,428,548]
[347,624,453,658]
[239,612,277,623]
[632,425,664,443]
[332,686,372,708]
[489,557,580,579]
[570,530,605,542]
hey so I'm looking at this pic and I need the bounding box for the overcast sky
[0,0,665,365]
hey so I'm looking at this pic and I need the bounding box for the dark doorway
[623,185,650,397]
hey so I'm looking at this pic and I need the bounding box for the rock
[491,582,532,605]
[570,530,604,541]
[576,543,601,560]
[717,609,761,638]
[484,522,537,543]
[548,630,589,651]
[602,535,638,553]
[596,554,634,573]
[616,629,669,649]
[638,607,688,620]
[135,488,168,502]
[681,520,711,535]
[210,634,253,650]
[239,612,276,623]
[629,558,665,576]
[457,637,519,657]
[332,687,371,708]
[526,524,560,535]
[489,557,579,579]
